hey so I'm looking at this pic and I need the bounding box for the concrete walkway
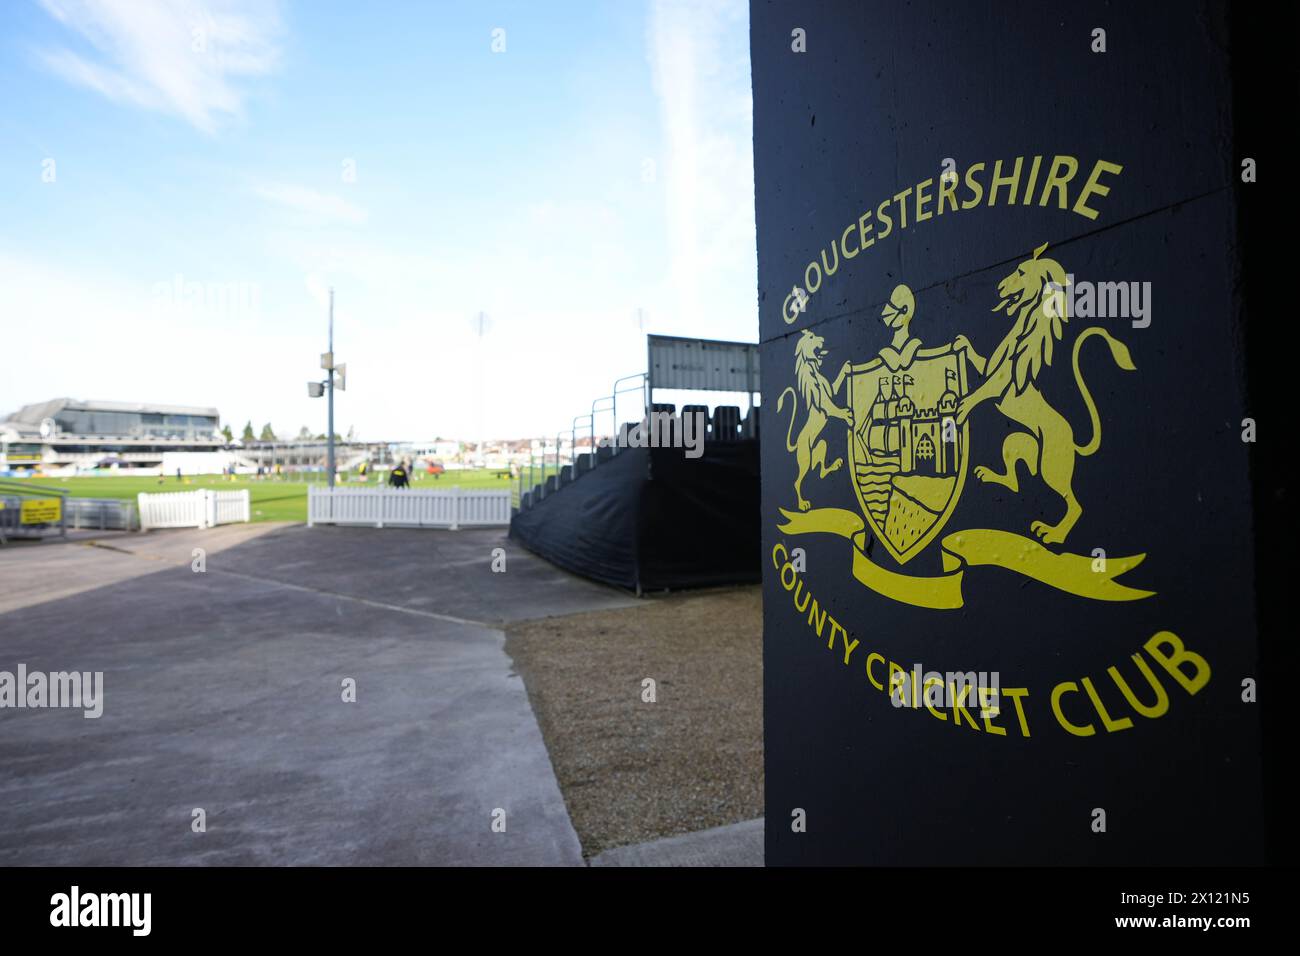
[0,525,638,865]
[589,818,764,867]
[0,522,280,615]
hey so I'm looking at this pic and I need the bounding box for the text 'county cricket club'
[771,156,1212,739]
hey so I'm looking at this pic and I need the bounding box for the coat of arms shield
[847,344,969,564]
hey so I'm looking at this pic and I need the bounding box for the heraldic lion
[954,242,1136,545]
[779,329,853,512]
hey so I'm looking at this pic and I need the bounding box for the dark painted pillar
[752,0,1293,865]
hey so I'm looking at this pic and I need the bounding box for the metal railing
[515,371,649,514]
[609,373,647,455]
[64,497,138,531]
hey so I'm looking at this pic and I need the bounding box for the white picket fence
[307,485,511,529]
[137,489,251,530]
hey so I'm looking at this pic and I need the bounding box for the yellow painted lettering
[1021,154,1043,205]
[950,681,979,730]
[979,686,1006,736]
[866,652,886,691]
[1108,653,1170,719]
[961,162,986,209]
[924,677,948,721]
[858,210,875,250]
[771,542,788,569]
[841,221,860,259]
[875,198,893,240]
[1144,630,1210,696]
[1051,681,1096,737]
[988,156,1023,206]
[1001,687,1031,737]
[807,598,828,639]
[1082,676,1134,733]
[937,169,959,214]
[1038,155,1079,209]
[888,661,909,705]
[1072,159,1123,220]
[892,187,912,229]
[914,177,934,222]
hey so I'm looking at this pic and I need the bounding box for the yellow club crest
[776,244,1152,609]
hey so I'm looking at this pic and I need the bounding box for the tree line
[220,422,350,443]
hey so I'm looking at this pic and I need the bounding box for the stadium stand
[511,335,760,593]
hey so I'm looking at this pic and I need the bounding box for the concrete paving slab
[0,526,591,865]
[199,524,642,624]
[0,523,286,615]
[588,818,764,867]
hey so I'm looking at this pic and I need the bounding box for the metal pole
[590,397,613,458]
[572,415,593,470]
[611,374,644,423]
[327,288,336,490]
[610,373,645,456]
[477,312,487,467]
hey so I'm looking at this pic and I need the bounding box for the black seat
[681,404,710,427]
[710,405,742,442]
[615,421,639,453]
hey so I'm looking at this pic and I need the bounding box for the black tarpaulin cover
[509,442,760,592]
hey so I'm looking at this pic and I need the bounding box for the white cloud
[37,0,282,133]
[8,2,758,441]
[0,252,302,432]
[254,184,369,225]
[647,0,756,335]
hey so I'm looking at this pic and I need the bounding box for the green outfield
[25,469,536,523]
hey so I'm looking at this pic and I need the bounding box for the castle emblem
[848,284,969,563]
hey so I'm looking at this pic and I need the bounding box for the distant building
[0,398,222,472]
[400,439,462,462]
[242,438,379,472]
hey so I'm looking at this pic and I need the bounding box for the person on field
[388,461,408,489]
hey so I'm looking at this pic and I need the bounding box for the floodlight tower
[328,290,335,487]
[308,288,345,488]
[475,311,489,465]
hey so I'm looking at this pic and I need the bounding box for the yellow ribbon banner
[776,508,1154,610]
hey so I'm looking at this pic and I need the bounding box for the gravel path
[504,586,762,858]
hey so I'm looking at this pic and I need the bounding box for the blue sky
[0,0,756,441]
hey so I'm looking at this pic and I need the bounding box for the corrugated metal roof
[646,335,760,393]
[3,398,219,424]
